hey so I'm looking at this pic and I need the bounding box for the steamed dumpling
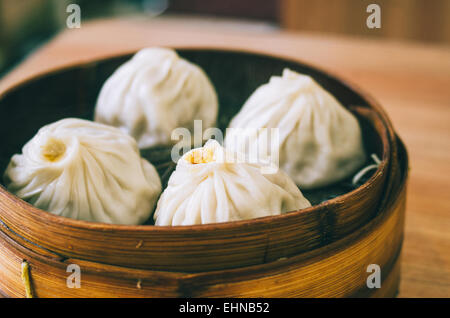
[95,47,218,149]
[154,139,311,226]
[226,69,366,189]
[3,118,162,225]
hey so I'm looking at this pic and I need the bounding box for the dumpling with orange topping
[3,118,162,225]
[153,139,311,226]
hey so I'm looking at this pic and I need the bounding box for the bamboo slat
[0,49,408,297]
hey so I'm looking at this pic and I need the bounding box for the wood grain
[0,18,448,297]
[281,0,450,44]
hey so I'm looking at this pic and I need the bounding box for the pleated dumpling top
[154,139,311,226]
[4,118,162,225]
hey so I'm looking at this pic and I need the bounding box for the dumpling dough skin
[3,118,162,225]
[226,69,366,189]
[154,140,311,226]
[95,47,218,149]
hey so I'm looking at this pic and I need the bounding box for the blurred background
[0,0,448,299]
[0,0,449,77]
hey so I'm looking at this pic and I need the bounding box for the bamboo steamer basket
[0,49,407,297]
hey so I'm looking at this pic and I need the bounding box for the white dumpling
[95,47,218,149]
[3,118,162,225]
[225,68,366,190]
[154,139,311,226]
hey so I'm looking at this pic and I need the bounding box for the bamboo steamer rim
[0,137,408,297]
[0,46,392,233]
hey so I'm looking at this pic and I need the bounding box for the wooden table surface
[0,18,449,298]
